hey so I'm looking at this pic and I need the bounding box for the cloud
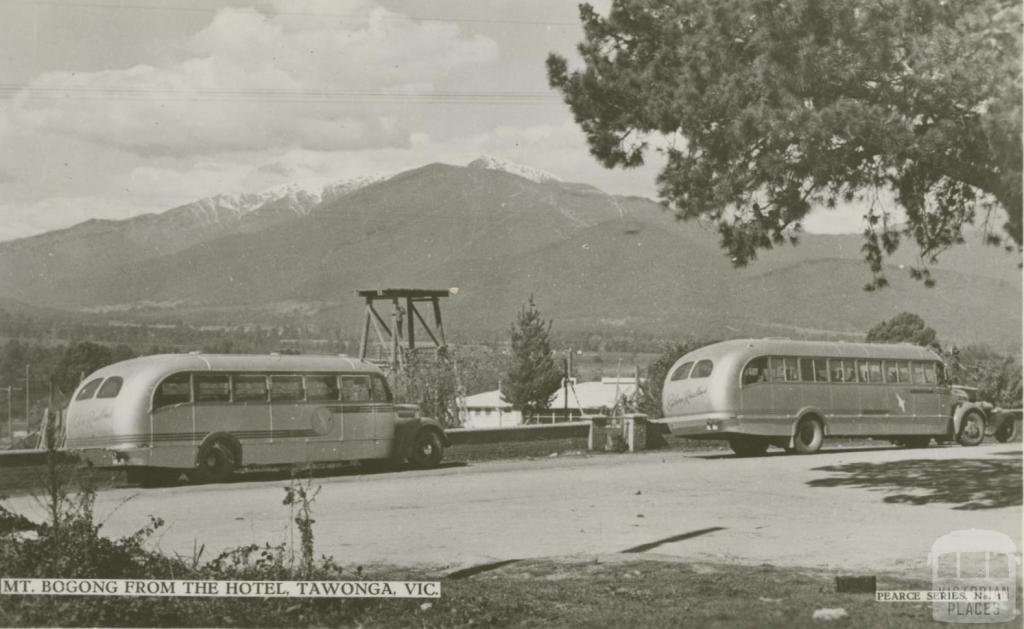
[7,2,498,157]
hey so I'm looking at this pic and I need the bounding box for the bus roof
[82,353,380,384]
[686,339,942,362]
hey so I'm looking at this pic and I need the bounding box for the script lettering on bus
[666,386,708,410]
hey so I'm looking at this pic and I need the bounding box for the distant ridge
[0,157,1019,349]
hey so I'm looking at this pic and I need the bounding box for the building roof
[463,377,641,412]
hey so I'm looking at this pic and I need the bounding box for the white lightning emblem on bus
[895,393,907,413]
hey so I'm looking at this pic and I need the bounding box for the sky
[0,0,866,242]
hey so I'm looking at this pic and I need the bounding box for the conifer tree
[502,297,563,420]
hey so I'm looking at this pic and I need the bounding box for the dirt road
[8,443,1020,576]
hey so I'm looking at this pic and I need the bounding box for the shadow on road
[620,526,726,553]
[807,457,1022,510]
[696,445,904,460]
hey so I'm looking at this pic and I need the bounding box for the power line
[6,0,580,27]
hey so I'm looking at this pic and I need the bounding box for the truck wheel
[792,417,824,454]
[196,437,238,482]
[729,437,769,457]
[408,430,443,468]
[957,411,985,447]
[995,418,1018,443]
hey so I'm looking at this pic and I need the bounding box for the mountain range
[0,156,1020,350]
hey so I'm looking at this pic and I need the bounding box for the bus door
[370,374,395,458]
[768,357,800,434]
[739,357,773,431]
[231,374,272,461]
[829,359,861,435]
[908,361,946,434]
[304,374,345,463]
[269,375,306,464]
[151,372,195,455]
[340,375,376,458]
[193,373,235,446]
[799,357,831,431]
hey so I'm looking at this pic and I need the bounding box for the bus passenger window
[814,359,828,382]
[371,376,391,402]
[800,358,815,382]
[923,363,938,385]
[897,361,911,383]
[670,362,693,381]
[770,357,787,382]
[784,357,799,381]
[935,363,946,385]
[857,361,870,383]
[341,376,371,402]
[75,378,104,401]
[233,375,267,403]
[830,360,845,382]
[884,362,899,383]
[911,362,927,384]
[842,359,856,383]
[270,375,304,402]
[96,377,123,399]
[194,374,230,403]
[691,360,714,379]
[154,373,191,409]
[741,357,768,385]
[306,375,339,402]
[867,360,883,383]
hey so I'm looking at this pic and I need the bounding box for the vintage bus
[64,353,448,483]
[659,339,988,456]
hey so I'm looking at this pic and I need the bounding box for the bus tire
[196,436,239,483]
[792,417,824,454]
[957,411,986,447]
[408,430,443,468]
[995,418,1018,443]
[729,438,769,457]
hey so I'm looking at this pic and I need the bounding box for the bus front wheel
[195,437,238,483]
[792,418,824,454]
[408,430,443,468]
[729,438,769,457]
[957,411,985,447]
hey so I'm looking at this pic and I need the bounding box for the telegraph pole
[24,364,30,425]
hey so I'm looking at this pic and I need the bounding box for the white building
[460,377,641,429]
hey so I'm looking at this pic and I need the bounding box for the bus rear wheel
[195,437,238,483]
[792,418,824,454]
[729,437,769,457]
[408,430,443,468]
[957,411,985,447]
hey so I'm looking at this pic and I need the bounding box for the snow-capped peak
[467,155,559,184]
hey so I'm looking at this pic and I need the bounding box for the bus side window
[911,362,927,385]
[270,375,304,402]
[96,377,124,399]
[154,373,191,409]
[670,362,693,381]
[341,375,371,402]
[75,378,104,401]
[194,374,230,403]
[370,376,391,402]
[691,360,714,379]
[883,361,899,383]
[857,360,870,383]
[897,361,911,384]
[741,357,768,385]
[935,362,947,385]
[829,359,845,382]
[865,360,883,383]
[233,375,268,403]
[923,363,938,385]
[306,375,340,402]
[799,357,815,382]
[770,356,787,382]
[783,357,799,381]
[842,359,856,383]
[813,358,828,382]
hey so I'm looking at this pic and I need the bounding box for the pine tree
[502,297,563,421]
